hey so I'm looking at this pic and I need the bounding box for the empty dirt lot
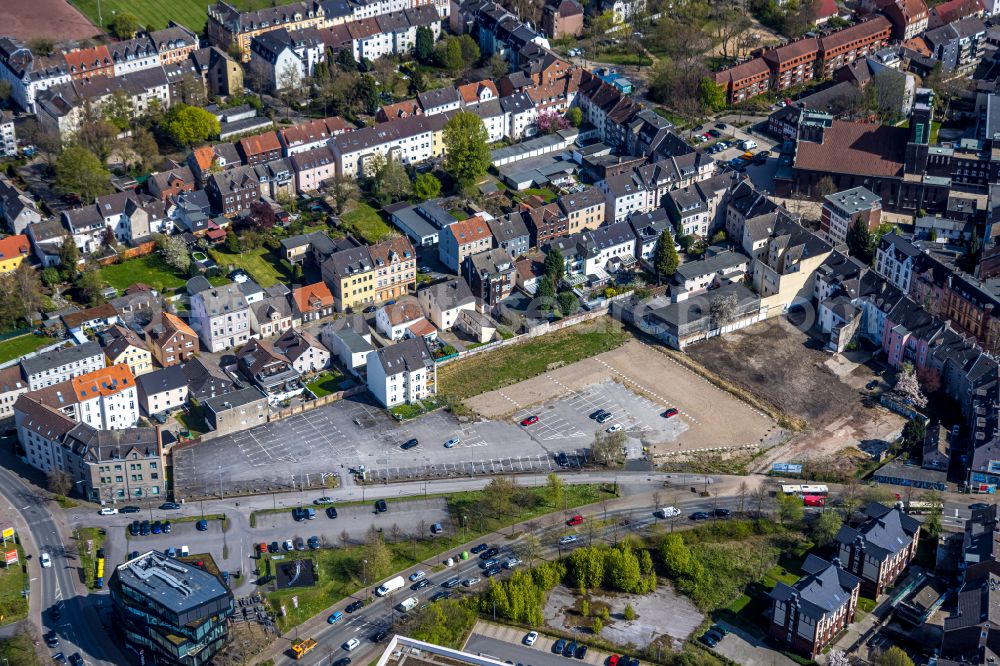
[8,0,97,41]
[464,339,782,455]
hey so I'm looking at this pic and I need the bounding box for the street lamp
[363,558,369,599]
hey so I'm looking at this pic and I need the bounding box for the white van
[739,139,757,151]
[180,545,190,557]
[655,507,681,518]
[376,575,405,596]
[397,596,418,612]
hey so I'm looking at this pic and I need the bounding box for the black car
[120,505,140,514]
[708,129,722,138]
[160,502,180,510]
[51,606,62,621]
[574,645,588,659]
[480,547,499,560]
[401,438,419,450]
[326,507,338,519]
[346,600,365,613]
[563,641,577,657]
[363,305,377,314]
[371,629,389,642]
[268,541,279,553]
[713,508,732,519]
[129,521,139,536]
[430,590,452,602]
[555,452,570,467]
[375,499,388,513]
[470,543,489,554]
[293,537,306,551]
[140,520,151,535]
[690,512,710,521]
[334,659,352,666]
[442,576,462,588]
[553,640,566,654]
[69,654,84,666]
[45,633,59,648]
[589,409,607,420]
[865,379,879,390]
[162,521,171,533]
[411,579,431,590]
[709,624,729,637]
[628,657,640,666]
[699,633,718,647]
[484,565,502,577]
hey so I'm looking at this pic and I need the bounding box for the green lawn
[210,246,290,288]
[75,527,106,590]
[341,202,394,244]
[0,543,28,626]
[266,483,612,630]
[0,630,41,666]
[99,254,188,293]
[307,371,346,398]
[438,319,629,401]
[0,334,51,365]
[69,0,300,33]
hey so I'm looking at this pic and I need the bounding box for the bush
[623,604,636,621]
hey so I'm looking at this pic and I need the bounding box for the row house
[816,17,892,78]
[149,24,201,65]
[237,131,283,166]
[107,36,161,77]
[370,235,416,304]
[487,213,531,257]
[634,153,717,214]
[278,116,352,155]
[558,188,606,235]
[875,232,921,293]
[253,157,296,200]
[439,214,494,273]
[188,142,242,184]
[291,145,336,193]
[135,365,188,416]
[462,247,515,309]
[250,293,294,338]
[875,0,929,41]
[100,325,153,378]
[768,555,861,659]
[146,165,196,203]
[331,113,446,177]
[664,171,742,238]
[0,37,71,112]
[322,245,375,312]
[835,502,921,596]
[291,282,335,322]
[206,165,261,217]
[207,1,328,62]
[764,38,820,91]
[62,45,114,81]
[576,70,641,148]
[21,341,105,391]
[714,58,772,105]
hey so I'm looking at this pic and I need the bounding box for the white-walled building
[71,364,140,431]
[366,337,436,407]
[20,341,105,391]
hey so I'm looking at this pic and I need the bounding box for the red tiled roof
[457,80,499,104]
[931,0,983,24]
[794,121,908,178]
[71,363,135,401]
[239,131,281,157]
[715,57,771,85]
[292,282,334,313]
[448,216,493,245]
[765,38,819,66]
[819,16,892,51]
[817,0,839,18]
[0,234,30,261]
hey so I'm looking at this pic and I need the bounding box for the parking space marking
[593,358,703,425]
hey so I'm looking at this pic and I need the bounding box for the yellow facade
[106,346,154,378]
[337,271,376,312]
[0,254,26,273]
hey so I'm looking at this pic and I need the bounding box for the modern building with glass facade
[109,551,233,665]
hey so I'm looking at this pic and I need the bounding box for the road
[0,463,126,665]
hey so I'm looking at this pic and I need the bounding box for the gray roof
[558,187,605,214]
[487,214,530,245]
[331,327,373,354]
[674,251,749,282]
[113,550,231,619]
[373,336,434,375]
[203,385,267,413]
[181,357,236,401]
[834,502,921,562]
[769,555,860,620]
[21,341,102,377]
[418,278,475,309]
[136,365,188,396]
[325,245,373,277]
[195,283,250,316]
[824,187,881,216]
[385,200,455,241]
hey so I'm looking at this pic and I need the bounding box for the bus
[780,485,829,497]
[895,500,936,514]
[292,638,317,659]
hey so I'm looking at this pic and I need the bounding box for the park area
[68,0,299,32]
[98,254,189,293]
[209,246,290,288]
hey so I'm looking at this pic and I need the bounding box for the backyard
[209,246,290,288]
[0,334,51,365]
[437,318,630,402]
[0,543,28,626]
[99,254,189,293]
[306,370,346,398]
[69,0,298,32]
[340,202,394,244]
[266,483,612,630]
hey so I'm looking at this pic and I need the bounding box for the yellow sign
[1,527,13,541]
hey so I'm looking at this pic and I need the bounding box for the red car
[663,408,679,418]
[608,656,621,666]
[520,415,539,426]
[566,515,584,526]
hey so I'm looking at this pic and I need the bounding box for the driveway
[709,624,799,666]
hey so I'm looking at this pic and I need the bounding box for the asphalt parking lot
[173,382,676,497]
[466,634,572,666]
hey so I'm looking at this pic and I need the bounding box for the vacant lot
[69,0,296,32]
[0,543,27,625]
[99,254,188,293]
[341,202,395,244]
[210,246,290,288]
[8,0,95,41]
[439,319,630,402]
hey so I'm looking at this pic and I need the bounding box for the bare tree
[710,294,740,329]
[749,486,771,519]
[340,529,351,548]
[390,523,403,543]
[47,470,72,496]
[737,480,749,515]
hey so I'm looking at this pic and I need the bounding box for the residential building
[273,328,330,374]
[291,282,335,322]
[764,38,820,91]
[207,1,328,62]
[330,113,447,177]
[145,312,197,367]
[237,131,283,166]
[135,365,189,416]
[875,232,921,292]
[250,293,294,338]
[599,172,649,223]
[877,0,930,40]
[100,325,153,378]
[385,199,457,246]
[629,209,676,264]
[745,214,835,316]
[236,338,305,404]
[817,17,893,78]
[21,341,104,391]
[821,187,883,245]
[541,0,583,38]
[106,36,161,77]
[290,144,336,193]
[322,245,375,312]
[439,214,494,273]
[187,142,242,184]
[714,58,772,105]
[110,551,233,664]
[924,16,987,73]
[321,315,374,376]
[366,336,436,407]
[463,247,515,310]
[182,357,237,403]
[62,44,114,81]
[0,365,27,421]
[70,364,139,431]
[248,27,324,93]
[206,165,261,217]
[939,559,1000,664]
[417,278,476,330]
[146,165,196,202]
[768,555,861,659]
[487,213,531,257]
[834,501,921,596]
[376,299,431,341]
[672,251,751,298]
[558,188,606,234]
[0,176,41,234]
[0,37,71,112]
[279,116,351,155]
[0,110,15,157]
[370,236,416,304]
[150,24,201,65]
[0,234,30,273]
[189,283,252,352]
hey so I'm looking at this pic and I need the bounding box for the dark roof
[794,121,908,178]
[373,337,434,375]
[21,341,102,377]
[136,365,188,396]
[769,555,860,620]
[203,386,267,413]
[834,502,921,561]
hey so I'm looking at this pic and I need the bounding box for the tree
[697,76,726,112]
[544,248,565,284]
[362,531,392,581]
[154,234,191,273]
[546,472,564,507]
[922,490,943,539]
[775,492,804,525]
[891,364,928,409]
[875,646,915,666]
[413,172,442,200]
[58,235,80,278]
[815,176,837,198]
[592,429,626,466]
[489,53,510,79]
[28,37,55,56]
[162,104,220,147]
[55,145,112,202]
[902,417,926,450]
[325,174,359,215]
[568,547,605,590]
[558,292,579,316]
[109,12,141,39]
[415,26,435,62]
[458,35,481,68]
[827,651,851,666]
[846,216,875,264]
[225,230,241,253]
[482,476,517,518]
[660,534,692,577]
[536,110,569,134]
[370,154,411,204]
[811,511,843,546]
[537,275,556,306]
[75,269,106,306]
[47,469,72,495]
[591,617,603,635]
[866,69,907,123]
[247,202,277,231]
[709,293,739,329]
[652,232,678,284]
[41,267,61,287]
[566,107,583,127]
[436,37,465,74]
[444,111,490,187]
[604,544,642,592]
[130,128,160,171]
[277,62,304,101]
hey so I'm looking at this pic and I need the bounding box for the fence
[267,384,367,421]
[94,240,157,267]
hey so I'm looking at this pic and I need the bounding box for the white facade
[22,344,105,391]
[0,116,15,156]
[78,383,139,431]
[141,384,189,416]
[111,51,161,77]
[583,237,636,275]
[190,285,252,352]
[366,347,435,407]
[287,344,331,374]
[875,237,916,293]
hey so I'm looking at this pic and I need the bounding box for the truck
[376,575,405,596]
[397,596,418,612]
[292,638,317,659]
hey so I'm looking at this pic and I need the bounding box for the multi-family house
[331,113,447,176]
[499,92,538,140]
[486,213,531,257]
[147,165,196,202]
[107,36,161,77]
[68,364,140,431]
[835,501,921,596]
[463,247,515,310]
[768,555,861,659]
[924,16,987,73]
[417,278,476,330]
[100,325,153,378]
[366,336,436,407]
[207,1,328,62]
[877,0,930,40]
[273,328,330,374]
[278,116,352,155]
[0,37,71,113]
[150,24,201,65]
[250,294,294,338]
[747,215,834,316]
[0,176,41,234]
[523,201,567,246]
[417,86,463,116]
[62,44,114,82]
[144,312,197,367]
[664,171,741,238]
[291,145,336,192]
[370,236,416,304]
[135,365,189,416]
[248,28,324,93]
[817,17,892,78]
[821,187,883,246]
[0,110,15,157]
[376,299,432,341]
[672,251,750,298]
[321,315,374,376]
[291,282,335,322]
[764,38,820,91]
[21,341,104,391]
[187,142,242,184]
[629,209,676,264]
[542,0,584,38]
[189,283,252,352]
[322,245,376,312]
[207,165,261,217]
[599,172,648,223]
[875,232,921,292]
[558,188,606,234]
[237,131,283,166]
[714,58,772,105]
[439,214,494,273]
[939,559,1000,664]
[236,338,305,404]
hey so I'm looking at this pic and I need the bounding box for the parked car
[346,600,365,613]
[699,633,718,647]
[292,507,305,521]
[566,515,584,526]
[710,624,729,637]
[443,576,462,588]
[480,547,499,559]
[431,523,443,534]
[333,659,352,666]
[314,497,334,505]
[663,408,679,418]
[140,520,150,535]
[99,507,117,515]
[163,521,171,533]
[293,537,306,551]
[430,590,452,602]
[690,512,710,521]
[45,633,58,648]
[129,522,139,536]
[606,424,622,433]
[553,640,567,654]
[160,502,180,510]
[283,539,294,551]
[196,519,208,531]
[375,499,388,513]
[268,541,279,553]
[411,579,430,590]
[328,611,344,624]
[151,521,162,535]
[484,565,502,577]
[596,412,613,424]
[563,641,577,657]
[559,535,578,545]
[708,129,722,138]
[326,507,339,519]
[524,631,539,646]
[464,576,481,587]
[575,645,588,659]
[400,438,419,450]
[714,508,732,519]
[120,506,140,514]
[307,536,321,549]
[471,543,489,554]
[520,415,539,426]
[443,437,460,448]
[409,570,426,582]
